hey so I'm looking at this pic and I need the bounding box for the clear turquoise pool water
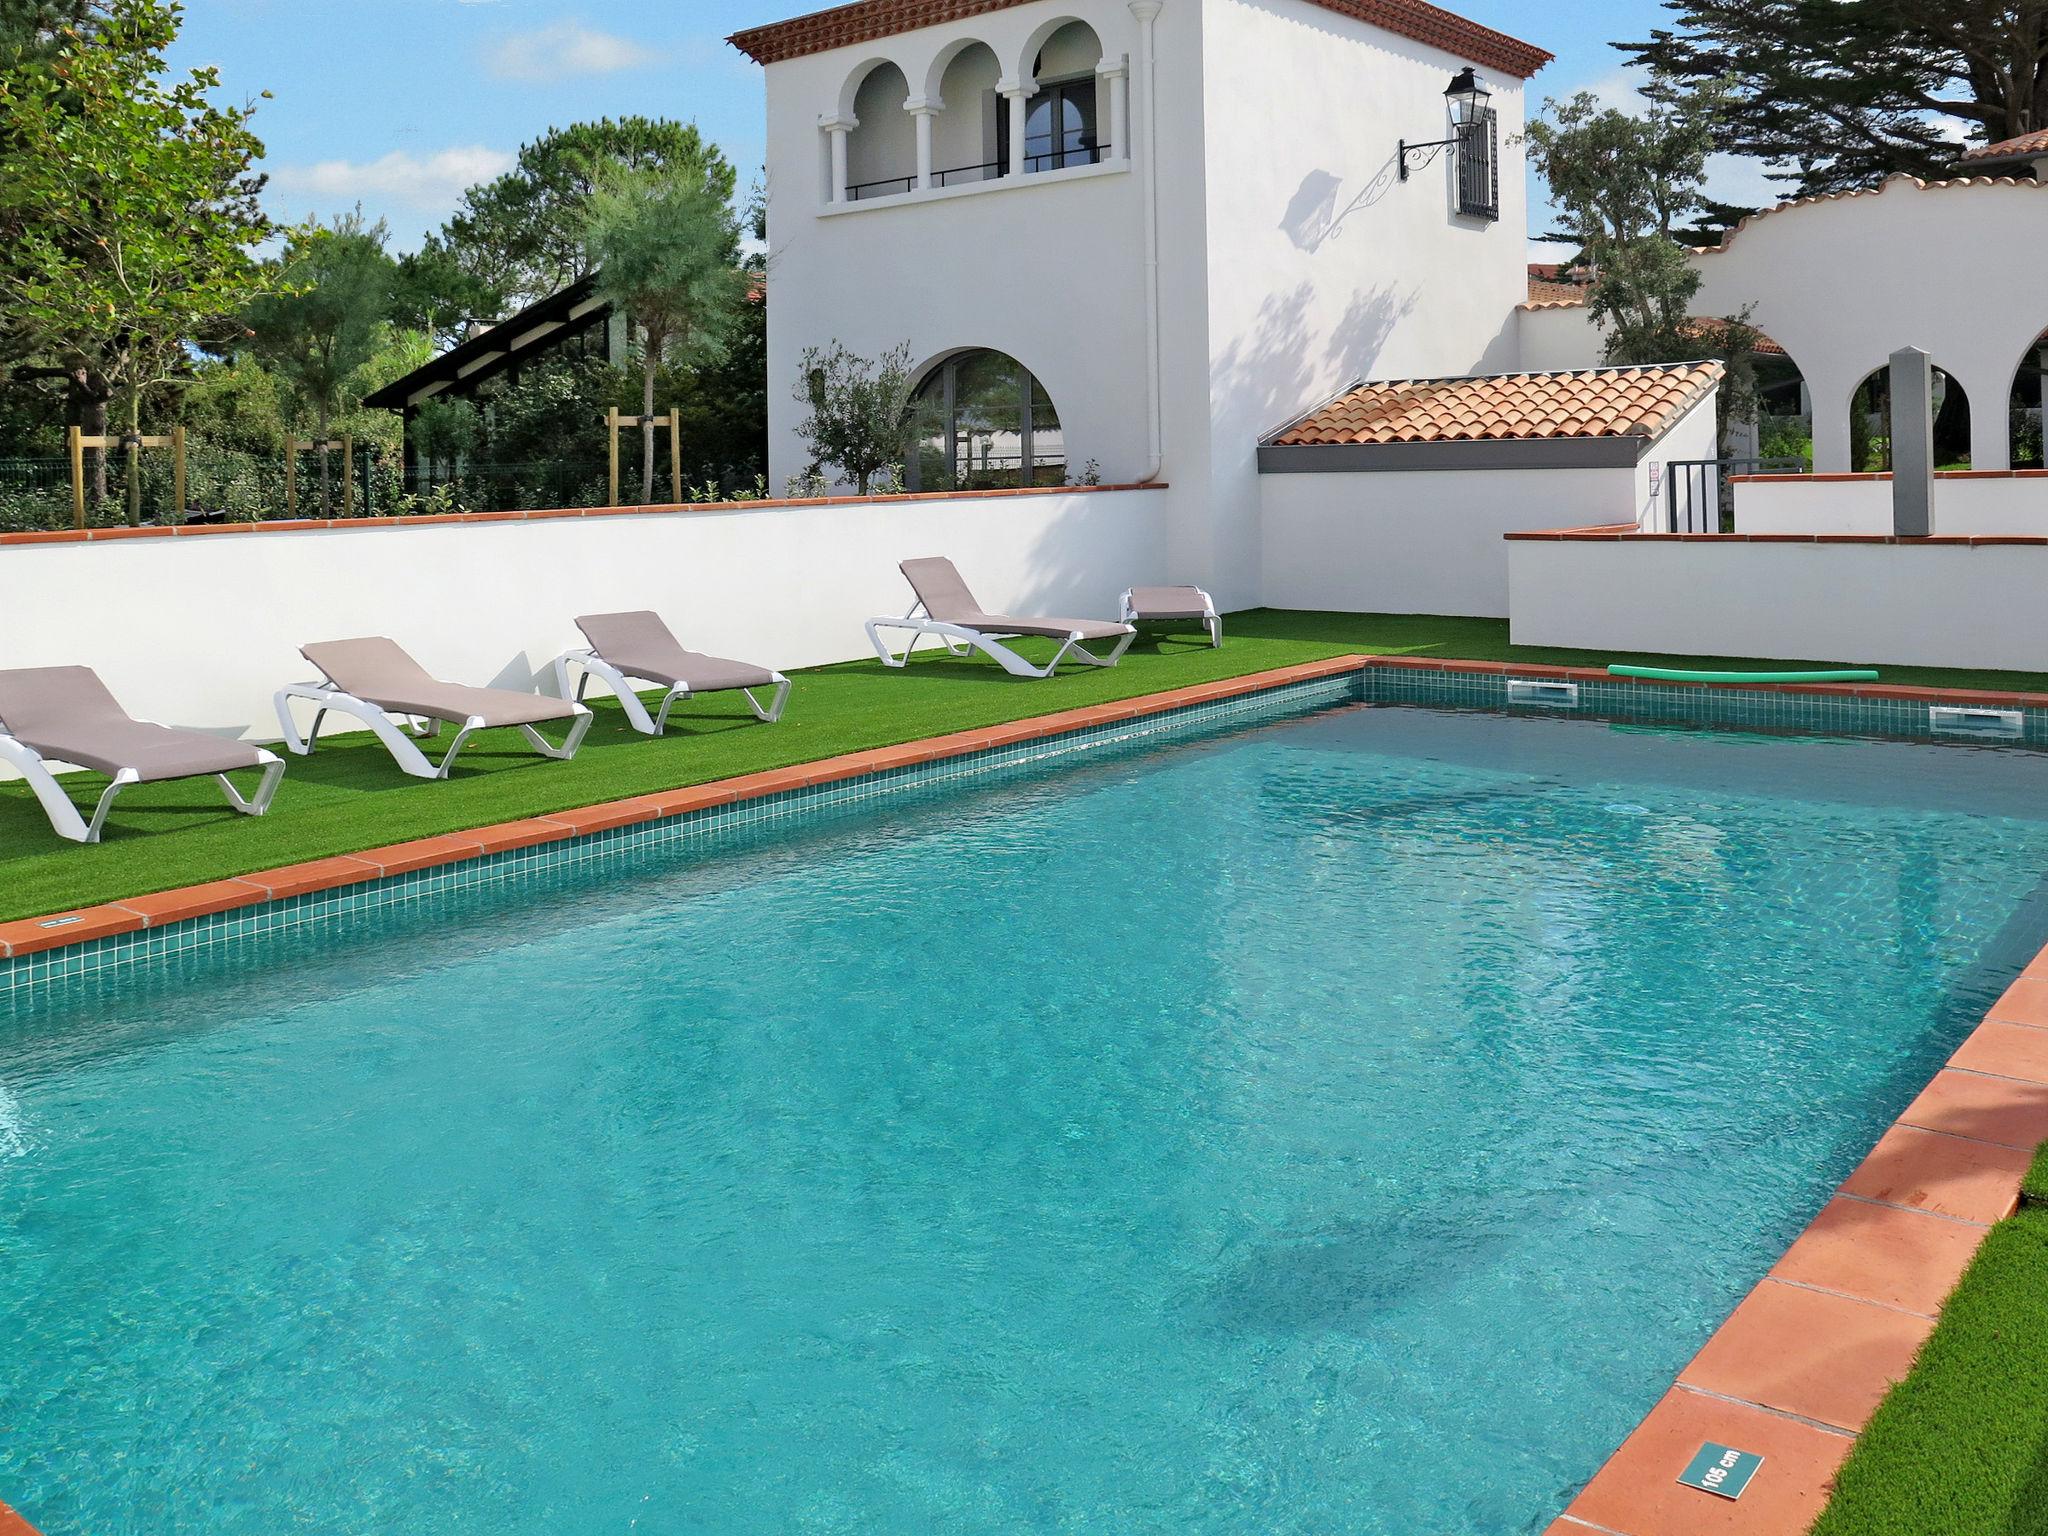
[6,702,2048,1535]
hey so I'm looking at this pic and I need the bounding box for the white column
[906,96,939,190]
[820,114,856,204]
[1098,60,1129,161]
[1000,81,1030,176]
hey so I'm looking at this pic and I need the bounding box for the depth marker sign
[1678,1441,1763,1499]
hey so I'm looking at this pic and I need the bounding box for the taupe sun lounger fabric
[300,638,577,727]
[0,666,269,781]
[900,557,1130,640]
[1125,586,1213,621]
[575,612,779,694]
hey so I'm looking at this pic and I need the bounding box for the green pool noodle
[1607,664,1880,684]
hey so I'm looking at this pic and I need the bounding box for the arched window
[2011,329,2047,470]
[905,350,1065,490]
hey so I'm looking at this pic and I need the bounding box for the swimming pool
[5,698,2047,1533]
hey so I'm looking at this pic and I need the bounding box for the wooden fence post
[607,408,621,507]
[125,431,142,527]
[340,435,354,518]
[668,409,682,505]
[285,439,297,519]
[68,425,85,530]
[172,425,187,520]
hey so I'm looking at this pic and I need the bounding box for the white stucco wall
[1733,472,2048,535]
[1256,390,1719,615]
[1689,177,2048,474]
[1259,464,1635,617]
[0,490,1173,747]
[1516,303,1603,372]
[762,1,1156,500]
[1195,0,1530,607]
[1508,536,2048,670]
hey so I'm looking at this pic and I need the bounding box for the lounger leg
[558,650,661,734]
[276,684,445,778]
[1058,629,1138,672]
[0,736,111,843]
[516,707,593,764]
[742,675,792,723]
[216,753,286,817]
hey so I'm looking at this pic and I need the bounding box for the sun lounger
[1120,585,1221,647]
[553,611,790,735]
[0,665,284,843]
[865,557,1136,678]
[274,637,592,780]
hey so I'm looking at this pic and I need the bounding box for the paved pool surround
[6,653,2048,1535]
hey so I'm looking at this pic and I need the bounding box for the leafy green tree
[391,245,500,351]
[1525,89,1718,363]
[243,213,398,514]
[792,342,915,496]
[1621,0,2048,206]
[585,168,748,502]
[439,118,737,312]
[0,0,270,514]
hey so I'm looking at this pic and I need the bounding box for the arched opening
[932,41,1003,186]
[2011,329,2048,470]
[845,61,914,201]
[1751,342,1812,468]
[905,350,1065,491]
[1004,21,1106,173]
[1847,361,1972,472]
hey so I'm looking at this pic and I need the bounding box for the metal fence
[1663,457,1808,533]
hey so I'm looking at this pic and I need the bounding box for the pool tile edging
[1541,960,2048,1535]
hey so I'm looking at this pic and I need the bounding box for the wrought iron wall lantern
[1397,67,1491,180]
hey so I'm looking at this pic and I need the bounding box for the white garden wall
[1508,535,2048,670]
[1259,465,1636,617]
[1734,472,2048,536]
[0,489,1172,748]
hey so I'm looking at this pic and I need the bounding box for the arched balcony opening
[2010,329,2048,470]
[929,40,1005,188]
[841,61,916,202]
[1002,20,1112,176]
[904,349,1066,491]
[1848,361,1972,472]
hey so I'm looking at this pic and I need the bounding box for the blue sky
[168,0,1781,259]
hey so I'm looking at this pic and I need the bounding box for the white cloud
[265,145,515,211]
[485,22,654,82]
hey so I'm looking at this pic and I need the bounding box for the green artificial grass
[2027,1142,2048,1208]
[7,609,2048,925]
[1809,1198,2048,1536]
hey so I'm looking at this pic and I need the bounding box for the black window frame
[996,72,1103,175]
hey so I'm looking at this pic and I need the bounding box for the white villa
[730,0,2048,662]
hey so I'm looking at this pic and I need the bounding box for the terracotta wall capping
[0,483,1167,551]
[1732,470,2048,484]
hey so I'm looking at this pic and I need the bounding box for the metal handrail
[846,143,1113,201]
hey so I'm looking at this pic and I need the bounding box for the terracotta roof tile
[1269,363,1723,447]
[1961,128,2048,164]
[730,0,1550,78]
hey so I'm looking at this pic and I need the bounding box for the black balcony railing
[845,144,1113,202]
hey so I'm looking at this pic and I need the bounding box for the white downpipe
[1130,0,1164,484]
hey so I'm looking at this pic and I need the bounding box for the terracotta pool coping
[6,651,2047,1535]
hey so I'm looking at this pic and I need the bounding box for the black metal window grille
[1455,109,1499,221]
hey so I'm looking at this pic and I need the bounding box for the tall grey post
[1889,346,1935,538]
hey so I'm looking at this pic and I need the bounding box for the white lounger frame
[1120,586,1222,648]
[551,651,791,736]
[864,604,1136,679]
[0,731,284,845]
[272,683,592,780]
